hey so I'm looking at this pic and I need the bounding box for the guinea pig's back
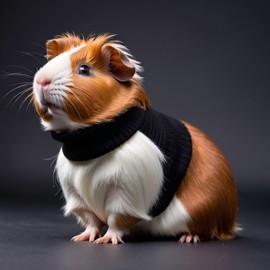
[176,122,238,240]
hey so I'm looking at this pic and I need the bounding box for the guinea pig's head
[32,33,150,131]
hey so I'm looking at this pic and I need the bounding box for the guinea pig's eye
[78,64,91,76]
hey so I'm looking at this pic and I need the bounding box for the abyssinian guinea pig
[32,33,238,244]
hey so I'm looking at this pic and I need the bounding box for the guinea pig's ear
[46,35,82,61]
[46,39,61,60]
[103,45,136,82]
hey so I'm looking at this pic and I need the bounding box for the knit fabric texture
[51,107,192,217]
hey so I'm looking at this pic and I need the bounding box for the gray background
[1,0,270,202]
[1,1,270,270]
[1,0,270,199]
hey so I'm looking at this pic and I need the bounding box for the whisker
[19,92,33,112]
[7,87,32,108]
[1,83,33,104]
[60,96,70,116]
[7,87,31,103]
[64,87,89,117]
[30,42,46,51]
[62,102,69,115]
[7,65,34,75]
[64,95,85,122]
[55,78,73,86]
[52,91,69,114]
[53,91,69,114]
[50,79,88,121]
[11,88,32,107]
[26,95,34,113]
[2,71,32,79]
[57,93,65,109]
[6,81,32,87]
[17,50,45,57]
[52,93,61,109]
[16,50,44,64]
[0,57,36,113]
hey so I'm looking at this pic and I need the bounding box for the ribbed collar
[51,107,146,161]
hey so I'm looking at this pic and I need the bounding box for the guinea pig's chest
[55,130,166,223]
[54,107,192,219]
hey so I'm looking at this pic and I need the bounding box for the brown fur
[176,122,238,240]
[65,73,149,124]
[115,215,141,231]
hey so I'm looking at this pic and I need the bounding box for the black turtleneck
[51,107,192,217]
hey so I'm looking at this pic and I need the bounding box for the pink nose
[37,79,51,86]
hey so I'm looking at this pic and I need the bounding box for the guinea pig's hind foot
[71,226,102,242]
[93,228,124,245]
[179,234,200,243]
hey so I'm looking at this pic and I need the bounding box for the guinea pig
[32,33,238,244]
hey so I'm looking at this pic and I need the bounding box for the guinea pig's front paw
[71,226,102,242]
[179,234,200,243]
[94,228,124,245]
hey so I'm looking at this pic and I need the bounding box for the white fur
[33,44,87,131]
[132,196,190,236]
[41,112,87,131]
[55,130,190,236]
[56,131,165,223]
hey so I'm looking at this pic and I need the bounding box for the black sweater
[51,107,192,217]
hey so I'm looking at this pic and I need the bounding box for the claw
[179,234,187,243]
[186,235,192,243]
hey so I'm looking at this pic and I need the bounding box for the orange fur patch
[177,122,238,240]
[64,73,149,124]
[46,33,83,60]
[69,35,111,70]
[62,34,150,125]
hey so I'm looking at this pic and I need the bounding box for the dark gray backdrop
[0,0,270,203]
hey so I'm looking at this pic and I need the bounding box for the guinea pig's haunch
[32,33,239,244]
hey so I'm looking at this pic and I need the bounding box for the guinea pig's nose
[37,79,51,86]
